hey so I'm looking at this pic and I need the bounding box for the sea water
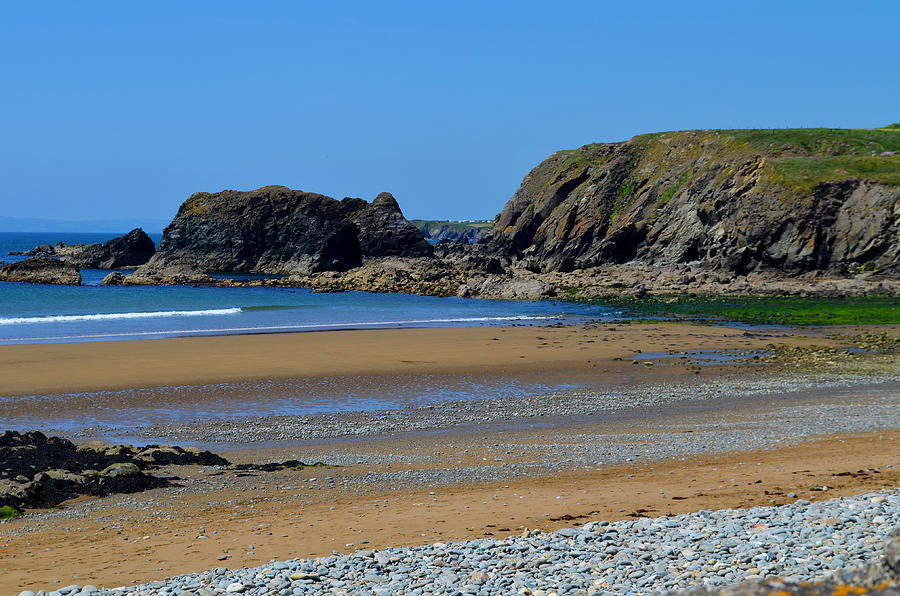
[0,232,617,344]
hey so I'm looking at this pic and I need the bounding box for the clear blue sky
[1,1,897,223]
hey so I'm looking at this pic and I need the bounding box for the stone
[100,271,125,285]
[100,462,141,477]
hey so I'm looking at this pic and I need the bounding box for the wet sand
[0,321,832,398]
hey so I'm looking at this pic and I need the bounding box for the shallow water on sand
[0,370,591,434]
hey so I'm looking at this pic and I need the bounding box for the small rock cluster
[0,431,228,512]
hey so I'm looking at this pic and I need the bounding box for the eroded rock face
[488,132,900,275]
[135,186,431,278]
[0,257,82,285]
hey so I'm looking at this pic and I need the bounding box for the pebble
[55,490,900,595]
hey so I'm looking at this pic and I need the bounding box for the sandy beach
[1,322,899,593]
[0,322,837,397]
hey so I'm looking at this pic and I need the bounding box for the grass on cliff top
[772,155,900,191]
[586,295,900,326]
[568,127,900,193]
[634,127,900,155]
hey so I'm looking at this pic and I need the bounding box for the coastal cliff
[135,186,430,278]
[113,128,900,297]
[489,127,900,275]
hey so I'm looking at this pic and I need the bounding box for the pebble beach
[20,490,900,596]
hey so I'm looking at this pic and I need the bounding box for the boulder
[100,271,125,285]
[0,257,82,285]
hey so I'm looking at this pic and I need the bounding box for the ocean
[0,232,616,345]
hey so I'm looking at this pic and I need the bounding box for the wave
[0,308,242,326]
[0,314,560,341]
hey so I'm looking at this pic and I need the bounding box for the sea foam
[0,307,242,325]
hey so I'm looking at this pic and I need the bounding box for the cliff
[139,186,431,276]
[490,127,900,275]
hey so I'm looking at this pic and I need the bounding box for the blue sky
[1,1,897,224]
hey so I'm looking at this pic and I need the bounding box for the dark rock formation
[489,129,900,275]
[0,257,82,285]
[10,243,56,257]
[11,229,156,269]
[0,430,335,513]
[134,186,431,279]
[0,430,227,511]
[64,228,156,268]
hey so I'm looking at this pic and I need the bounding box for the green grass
[582,295,900,326]
[721,127,900,155]
[610,180,636,223]
[588,127,900,195]
[771,155,900,190]
[658,171,690,204]
[0,505,21,520]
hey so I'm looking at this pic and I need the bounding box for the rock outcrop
[11,228,156,269]
[64,228,156,268]
[0,257,82,285]
[0,430,325,513]
[107,258,214,286]
[489,128,900,275]
[133,186,431,280]
[0,430,227,511]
